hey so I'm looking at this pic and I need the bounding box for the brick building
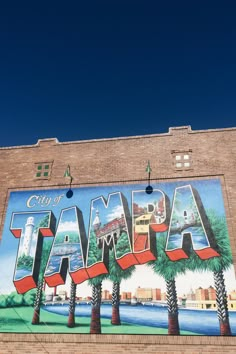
[195,287,209,301]
[229,290,236,300]
[0,125,236,353]
[152,288,161,301]
[121,292,132,300]
[208,286,216,301]
[102,290,110,300]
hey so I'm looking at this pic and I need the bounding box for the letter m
[86,192,137,279]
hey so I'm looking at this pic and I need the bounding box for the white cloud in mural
[106,205,124,221]
[0,254,17,294]
[135,201,148,208]
[57,221,79,232]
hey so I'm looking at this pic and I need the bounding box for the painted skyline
[0,177,236,335]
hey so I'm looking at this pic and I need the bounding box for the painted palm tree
[32,237,53,324]
[67,279,77,327]
[87,229,108,334]
[108,248,135,325]
[149,233,186,335]
[32,214,54,324]
[88,275,105,334]
[187,209,232,335]
[31,279,44,324]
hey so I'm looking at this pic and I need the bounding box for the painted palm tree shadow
[0,318,28,325]
[42,321,83,327]
[100,321,136,328]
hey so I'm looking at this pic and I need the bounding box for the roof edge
[0,126,236,149]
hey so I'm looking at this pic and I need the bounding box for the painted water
[42,303,236,335]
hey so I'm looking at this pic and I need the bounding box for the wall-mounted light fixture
[145,160,153,194]
[64,165,73,198]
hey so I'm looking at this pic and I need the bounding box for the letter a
[165,185,220,261]
[44,206,88,287]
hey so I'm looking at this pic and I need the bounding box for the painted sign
[0,178,236,335]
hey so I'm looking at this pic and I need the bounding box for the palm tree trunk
[213,270,231,335]
[32,280,44,324]
[67,280,77,328]
[90,282,102,334]
[111,281,121,325]
[166,279,180,335]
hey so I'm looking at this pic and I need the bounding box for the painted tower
[93,209,101,231]
[22,216,35,256]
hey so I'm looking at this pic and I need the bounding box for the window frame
[34,161,53,179]
[172,150,193,171]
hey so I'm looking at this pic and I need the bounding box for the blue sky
[0,1,235,147]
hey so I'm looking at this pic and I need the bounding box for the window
[172,150,192,170]
[35,162,53,179]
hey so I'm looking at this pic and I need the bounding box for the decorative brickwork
[0,126,236,353]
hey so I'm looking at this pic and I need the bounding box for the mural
[0,178,236,335]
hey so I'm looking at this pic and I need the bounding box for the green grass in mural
[16,255,34,270]
[0,307,198,335]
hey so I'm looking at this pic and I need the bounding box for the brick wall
[0,126,236,353]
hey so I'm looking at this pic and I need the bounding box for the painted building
[0,125,236,353]
[229,290,236,300]
[121,291,132,300]
[102,290,110,300]
[208,286,216,301]
[195,287,209,301]
[135,287,161,301]
[135,287,153,301]
[152,288,161,301]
